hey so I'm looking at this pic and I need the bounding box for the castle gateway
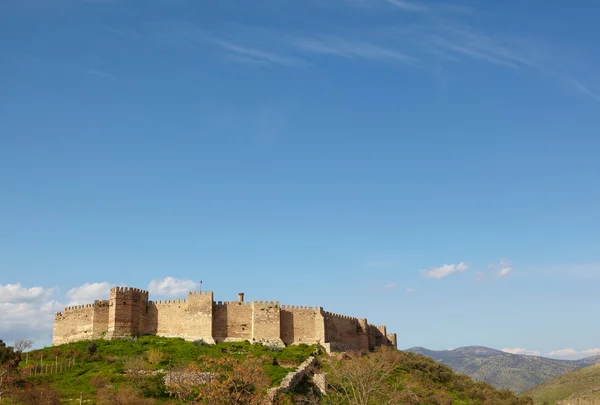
[53,287,397,352]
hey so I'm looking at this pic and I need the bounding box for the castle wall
[52,285,396,352]
[185,291,214,343]
[147,300,188,338]
[91,300,110,339]
[280,306,325,345]
[324,312,369,351]
[251,301,283,346]
[213,301,252,341]
[107,287,148,338]
[52,305,95,345]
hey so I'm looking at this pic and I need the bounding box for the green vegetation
[9,336,314,404]
[522,363,600,405]
[280,348,534,405]
[2,337,537,404]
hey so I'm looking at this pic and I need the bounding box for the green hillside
[522,363,600,405]
[1,337,536,404]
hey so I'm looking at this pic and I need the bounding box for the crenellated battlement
[110,286,149,295]
[214,300,252,307]
[53,284,396,351]
[281,305,320,311]
[323,311,358,321]
[253,300,279,306]
[188,290,212,295]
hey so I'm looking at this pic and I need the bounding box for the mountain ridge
[405,346,600,394]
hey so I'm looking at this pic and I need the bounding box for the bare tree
[322,346,416,405]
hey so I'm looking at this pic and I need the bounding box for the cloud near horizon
[0,283,62,347]
[503,347,600,360]
[147,277,199,297]
[502,347,542,356]
[421,262,468,279]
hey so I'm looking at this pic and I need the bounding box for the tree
[0,339,21,402]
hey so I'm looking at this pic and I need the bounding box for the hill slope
[523,363,600,405]
[406,346,600,394]
[3,337,537,404]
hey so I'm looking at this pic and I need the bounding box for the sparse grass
[523,363,600,404]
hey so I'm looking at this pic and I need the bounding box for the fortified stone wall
[213,301,253,342]
[53,300,111,345]
[146,300,188,338]
[107,287,148,339]
[252,301,283,346]
[280,306,325,346]
[324,311,369,352]
[53,285,397,352]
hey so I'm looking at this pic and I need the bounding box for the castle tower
[107,287,149,339]
[186,290,215,344]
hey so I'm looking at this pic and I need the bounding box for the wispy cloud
[210,39,309,69]
[386,0,471,14]
[566,77,600,102]
[86,69,116,80]
[294,36,417,67]
[383,282,397,289]
[421,262,468,279]
[405,288,416,294]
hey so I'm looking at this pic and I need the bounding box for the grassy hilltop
[1,337,536,404]
[522,363,600,405]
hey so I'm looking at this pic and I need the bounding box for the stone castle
[53,286,397,352]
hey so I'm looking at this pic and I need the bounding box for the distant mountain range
[406,346,600,394]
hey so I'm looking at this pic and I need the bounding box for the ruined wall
[185,290,214,343]
[52,305,95,345]
[212,301,252,341]
[251,301,283,346]
[280,306,325,345]
[107,287,148,339]
[368,324,389,350]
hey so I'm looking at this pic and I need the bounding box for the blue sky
[1,0,599,359]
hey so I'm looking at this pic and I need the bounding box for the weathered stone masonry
[53,286,397,352]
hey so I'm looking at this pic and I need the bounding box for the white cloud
[547,348,600,360]
[502,347,541,356]
[405,288,416,294]
[498,267,512,277]
[66,282,114,305]
[421,262,468,279]
[383,282,397,289]
[0,283,53,303]
[0,283,62,346]
[148,277,199,297]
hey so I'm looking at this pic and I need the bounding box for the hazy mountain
[406,346,600,394]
